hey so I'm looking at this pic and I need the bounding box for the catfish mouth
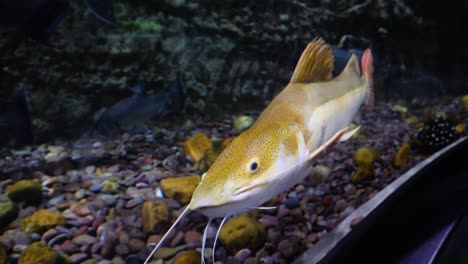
[192,199,249,218]
[233,181,267,196]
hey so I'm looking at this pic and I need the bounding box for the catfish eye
[250,162,258,171]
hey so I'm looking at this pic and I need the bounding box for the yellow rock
[160,175,201,205]
[456,124,465,134]
[233,115,254,132]
[391,104,407,113]
[309,165,331,185]
[174,250,201,264]
[184,133,213,163]
[0,244,6,264]
[219,213,266,254]
[353,147,377,167]
[393,143,410,168]
[351,165,374,183]
[7,180,43,205]
[462,95,468,108]
[20,210,65,234]
[142,200,171,234]
[101,177,120,194]
[406,115,418,124]
[18,242,71,264]
[0,200,19,227]
[198,148,220,172]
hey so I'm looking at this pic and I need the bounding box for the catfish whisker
[201,218,213,264]
[212,214,231,264]
[143,205,191,264]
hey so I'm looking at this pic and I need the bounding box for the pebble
[48,194,66,206]
[48,233,69,247]
[334,199,348,213]
[72,203,92,216]
[115,243,130,256]
[285,196,300,209]
[184,230,202,247]
[60,240,80,254]
[90,182,103,192]
[42,228,59,242]
[125,255,142,264]
[234,248,252,263]
[71,252,89,263]
[125,197,143,208]
[73,234,98,246]
[128,238,146,252]
[97,260,113,264]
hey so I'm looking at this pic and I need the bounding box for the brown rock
[219,214,266,253]
[142,200,171,234]
[174,250,201,264]
[160,176,201,205]
[19,210,65,234]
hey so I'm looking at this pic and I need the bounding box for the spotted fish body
[144,39,374,263]
[189,39,374,217]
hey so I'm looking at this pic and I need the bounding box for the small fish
[144,39,374,263]
[83,0,115,25]
[417,117,459,152]
[0,0,114,44]
[84,74,185,138]
[0,88,34,148]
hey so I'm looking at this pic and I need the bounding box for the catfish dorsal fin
[289,38,334,84]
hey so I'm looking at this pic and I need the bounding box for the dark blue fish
[84,74,186,138]
[0,0,114,44]
[83,0,115,25]
[332,48,364,76]
[0,88,33,148]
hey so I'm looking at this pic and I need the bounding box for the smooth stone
[13,244,28,253]
[72,234,97,246]
[72,203,92,216]
[125,255,142,264]
[115,244,130,256]
[90,182,103,192]
[128,238,145,252]
[171,231,184,248]
[184,230,202,247]
[125,197,143,208]
[98,194,118,206]
[75,189,87,199]
[60,240,80,254]
[41,228,59,242]
[234,248,252,263]
[285,196,300,209]
[48,194,65,207]
[334,199,348,213]
[48,233,69,247]
[97,260,113,264]
[71,252,89,263]
[112,256,126,264]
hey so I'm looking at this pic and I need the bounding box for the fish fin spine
[289,38,334,84]
[361,49,374,112]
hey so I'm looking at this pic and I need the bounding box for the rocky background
[0,0,466,144]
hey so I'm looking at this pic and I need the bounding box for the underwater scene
[0,0,467,264]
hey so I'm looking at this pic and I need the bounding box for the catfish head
[188,121,310,218]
